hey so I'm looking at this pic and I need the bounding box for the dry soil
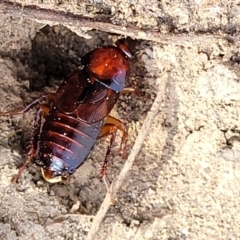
[0,1,240,240]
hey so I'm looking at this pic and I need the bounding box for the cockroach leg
[0,95,47,117]
[99,115,128,189]
[102,175,111,192]
[0,92,58,117]
[11,155,32,183]
[0,93,56,182]
[11,104,50,183]
[99,115,128,156]
[27,107,43,157]
[28,103,51,156]
[121,86,141,97]
[122,86,150,98]
[121,87,135,94]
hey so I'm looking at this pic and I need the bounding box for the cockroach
[0,39,134,187]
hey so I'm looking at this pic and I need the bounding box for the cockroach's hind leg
[11,155,33,183]
[102,174,111,192]
[102,175,115,204]
[98,115,128,202]
[11,105,46,183]
[99,115,128,160]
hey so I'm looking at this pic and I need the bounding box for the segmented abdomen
[38,110,103,173]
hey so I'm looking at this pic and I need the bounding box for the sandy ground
[0,1,240,239]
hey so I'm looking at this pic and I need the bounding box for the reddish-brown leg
[0,92,57,117]
[27,104,50,156]
[0,95,46,116]
[121,87,135,94]
[11,107,42,182]
[0,93,54,182]
[11,104,51,183]
[98,115,128,190]
[0,93,56,182]
[122,86,150,99]
[0,92,57,181]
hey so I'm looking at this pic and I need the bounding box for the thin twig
[86,75,166,240]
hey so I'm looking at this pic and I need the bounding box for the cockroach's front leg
[99,115,128,190]
[122,86,150,98]
[121,87,135,94]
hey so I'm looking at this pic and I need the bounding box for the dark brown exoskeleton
[0,39,134,187]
